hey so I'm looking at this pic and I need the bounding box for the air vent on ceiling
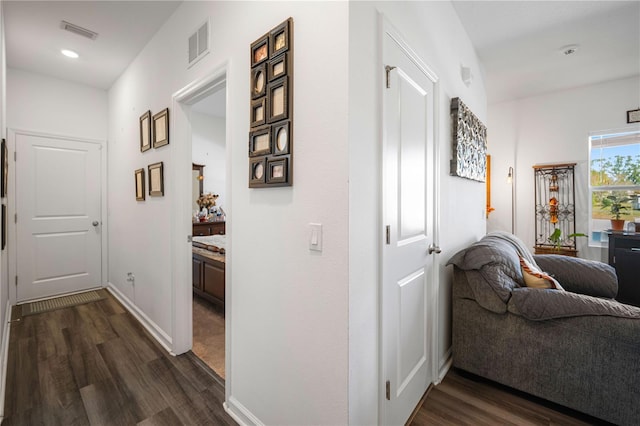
[60,20,98,40]
[188,20,210,68]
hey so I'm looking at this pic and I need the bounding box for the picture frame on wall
[266,157,288,184]
[139,110,152,152]
[148,162,164,196]
[251,64,267,99]
[269,19,290,57]
[152,108,170,148]
[135,168,145,201]
[267,77,289,123]
[250,98,267,128]
[272,120,290,156]
[268,52,289,81]
[249,157,267,185]
[249,126,271,157]
[627,108,640,124]
[251,35,269,67]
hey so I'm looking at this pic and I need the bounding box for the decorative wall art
[1,204,5,250]
[153,108,170,148]
[533,163,578,256]
[140,110,152,152]
[1,139,7,197]
[450,97,487,182]
[248,18,293,188]
[135,168,145,201]
[148,162,164,196]
[627,108,640,124]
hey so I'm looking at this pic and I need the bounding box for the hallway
[3,290,234,425]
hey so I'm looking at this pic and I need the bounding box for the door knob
[428,244,441,254]
[92,221,99,227]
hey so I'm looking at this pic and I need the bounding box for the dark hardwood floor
[3,290,235,426]
[411,369,610,426]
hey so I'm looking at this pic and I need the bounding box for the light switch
[309,223,323,252]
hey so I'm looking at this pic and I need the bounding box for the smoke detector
[559,44,579,56]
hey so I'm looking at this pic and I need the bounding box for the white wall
[108,2,349,424]
[6,68,107,141]
[0,2,8,418]
[348,2,488,424]
[192,112,226,211]
[488,75,640,262]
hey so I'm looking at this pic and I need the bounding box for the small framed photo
[148,162,164,196]
[251,64,267,99]
[267,77,289,123]
[269,19,290,57]
[249,126,271,157]
[249,157,267,186]
[135,168,145,201]
[250,98,267,128]
[152,108,170,148]
[272,121,290,156]
[627,108,640,123]
[268,52,289,82]
[139,110,151,152]
[251,35,269,67]
[266,157,289,185]
[1,139,7,197]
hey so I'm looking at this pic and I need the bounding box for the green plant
[548,228,587,251]
[601,194,632,220]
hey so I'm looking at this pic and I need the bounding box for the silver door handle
[428,244,441,254]
[92,221,99,227]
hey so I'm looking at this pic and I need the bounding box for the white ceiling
[4,1,181,89]
[3,1,638,103]
[452,0,640,104]
[192,88,226,118]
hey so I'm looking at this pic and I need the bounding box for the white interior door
[16,133,102,302]
[382,30,437,425]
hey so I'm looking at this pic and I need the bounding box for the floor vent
[60,20,98,40]
[188,20,210,67]
[21,290,105,316]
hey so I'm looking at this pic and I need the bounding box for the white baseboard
[106,283,173,354]
[225,396,263,426]
[436,348,452,384]
[0,300,12,421]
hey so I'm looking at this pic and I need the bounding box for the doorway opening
[169,66,230,395]
[190,86,227,379]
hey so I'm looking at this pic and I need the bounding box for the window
[589,129,640,247]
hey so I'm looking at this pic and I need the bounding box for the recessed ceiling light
[559,44,579,56]
[61,49,79,59]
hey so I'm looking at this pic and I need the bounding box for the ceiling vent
[188,20,210,68]
[60,20,98,40]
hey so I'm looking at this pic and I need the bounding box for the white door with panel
[16,132,102,302]
[382,30,438,425]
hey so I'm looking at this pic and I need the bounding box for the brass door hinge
[386,380,391,400]
[385,65,396,89]
[386,225,390,245]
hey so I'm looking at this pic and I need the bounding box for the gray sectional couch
[448,232,640,426]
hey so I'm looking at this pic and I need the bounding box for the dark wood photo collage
[249,18,293,188]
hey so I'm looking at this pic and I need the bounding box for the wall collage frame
[136,108,169,200]
[248,18,293,188]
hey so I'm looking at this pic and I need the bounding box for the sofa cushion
[519,256,563,290]
[508,287,640,321]
[533,254,617,299]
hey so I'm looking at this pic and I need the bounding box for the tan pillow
[519,256,563,290]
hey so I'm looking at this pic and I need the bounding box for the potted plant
[602,194,632,231]
[548,228,587,251]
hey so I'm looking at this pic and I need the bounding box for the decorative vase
[611,219,625,231]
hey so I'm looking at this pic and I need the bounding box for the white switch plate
[309,223,323,252]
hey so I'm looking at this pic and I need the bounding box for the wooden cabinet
[192,249,225,308]
[192,221,225,236]
[607,232,640,307]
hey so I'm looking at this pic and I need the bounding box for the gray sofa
[448,232,640,426]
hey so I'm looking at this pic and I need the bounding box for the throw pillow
[519,256,564,290]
